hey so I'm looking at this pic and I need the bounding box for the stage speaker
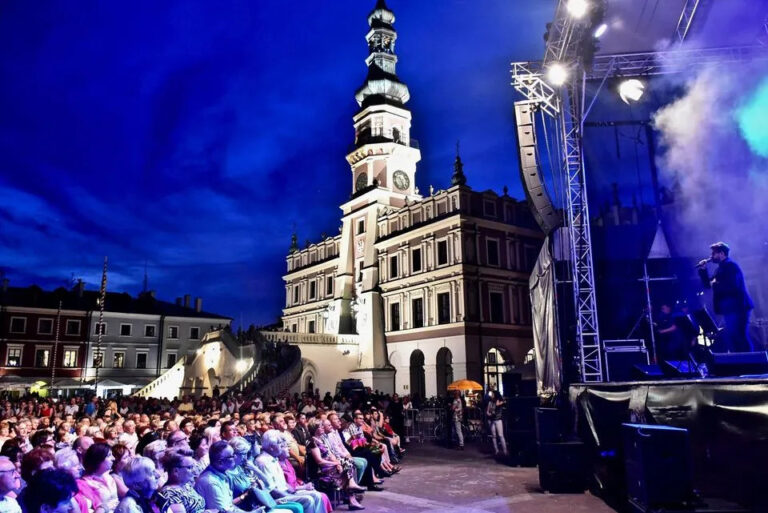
[661,360,698,378]
[535,408,561,444]
[538,441,589,493]
[501,372,522,397]
[622,423,693,509]
[514,101,562,235]
[632,364,664,380]
[710,351,768,377]
[605,349,649,381]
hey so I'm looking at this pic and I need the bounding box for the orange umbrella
[447,379,483,391]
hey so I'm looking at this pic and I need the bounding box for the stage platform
[568,377,768,512]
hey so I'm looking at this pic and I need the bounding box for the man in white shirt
[0,457,21,513]
[118,420,139,453]
[255,430,324,513]
[64,398,80,417]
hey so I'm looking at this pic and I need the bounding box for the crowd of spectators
[0,389,411,513]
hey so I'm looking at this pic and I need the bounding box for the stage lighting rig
[567,0,589,19]
[594,23,608,38]
[547,63,569,86]
[618,79,645,104]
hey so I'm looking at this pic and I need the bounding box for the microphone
[696,257,711,268]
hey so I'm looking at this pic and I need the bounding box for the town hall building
[279,0,543,398]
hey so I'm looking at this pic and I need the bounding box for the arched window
[436,347,453,397]
[484,347,512,396]
[409,350,425,401]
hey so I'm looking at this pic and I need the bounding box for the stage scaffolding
[510,0,768,383]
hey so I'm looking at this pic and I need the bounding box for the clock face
[355,173,368,192]
[393,170,410,191]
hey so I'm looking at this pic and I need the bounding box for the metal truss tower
[511,0,604,383]
[512,0,767,383]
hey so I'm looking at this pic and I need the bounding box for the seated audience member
[255,430,326,513]
[114,457,159,513]
[227,438,299,513]
[195,441,263,513]
[54,449,89,513]
[325,414,379,491]
[306,419,364,510]
[110,444,131,499]
[20,468,77,513]
[342,414,391,480]
[78,443,119,513]
[187,433,209,479]
[72,437,94,466]
[141,441,167,488]
[280,415,304,476]
[21,448,55,483]
[157,449,207,513]
[0,456,21,513]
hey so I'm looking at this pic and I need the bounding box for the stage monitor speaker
[605,349,649,381]
[661,360,698,378]
[514,101,561,235]
[622,423,693,509]
[710,351,768,377]
[632,364,664,380]
[538,441,589,493]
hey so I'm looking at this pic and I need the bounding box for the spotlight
[619,79,645,104]
[567,0,589,18]
[594,23,608,38]
[547,63,568,86]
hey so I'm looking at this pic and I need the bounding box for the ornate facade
[282,0,543,397]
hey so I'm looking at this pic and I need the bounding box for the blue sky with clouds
[0,0,552,326]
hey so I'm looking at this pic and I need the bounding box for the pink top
[77,473,119,512]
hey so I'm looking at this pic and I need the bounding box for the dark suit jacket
[698,259,753,315]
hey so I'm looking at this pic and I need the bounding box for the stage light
[567,0,589,19]
[619,79,645,104]
[547,63,568,86]
[594,23,608,38]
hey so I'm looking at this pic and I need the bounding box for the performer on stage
[657,303,685,361]
[697,241,754,352]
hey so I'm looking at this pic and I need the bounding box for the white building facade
[281,1,543,397]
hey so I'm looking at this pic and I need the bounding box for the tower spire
[355,0,410,107]
[452,140,467,186]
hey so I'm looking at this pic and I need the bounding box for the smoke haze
[653,60,768,258]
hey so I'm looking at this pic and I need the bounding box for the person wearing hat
[698,241,754,352]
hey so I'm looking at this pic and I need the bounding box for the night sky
[0,1,552,326]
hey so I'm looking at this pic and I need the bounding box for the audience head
[209,440,235,473]
[53,448,82,479]
[228,437,251,466]
[261,430,288,460]
[21,448,55,483]
[122,456,159,498]
[220,421,238,441]
[166,430,190,451]
[161,448,196,484]
[21,468,77,513]
[111,443,131,473]
[82,442,113,476]
[142,440,167,467]
[0,456,20,495]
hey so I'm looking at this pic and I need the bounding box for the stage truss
[510,0,768,383]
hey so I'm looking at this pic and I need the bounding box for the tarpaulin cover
[530,235,561,399]
[570,379,768,511]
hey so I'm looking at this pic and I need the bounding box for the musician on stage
[697,241,754,352]
[657,303,685,361]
